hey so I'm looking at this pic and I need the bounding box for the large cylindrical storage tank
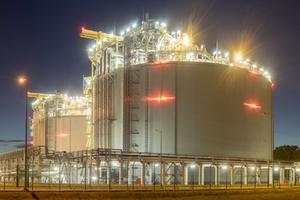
[113,61,272,160]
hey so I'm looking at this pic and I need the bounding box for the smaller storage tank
[30,93,90,152]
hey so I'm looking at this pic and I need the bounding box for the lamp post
[262,140,270,187]
[262,112,274,188]
[155,129,162,158]
[19,78,28,190]
[155,129,162,187]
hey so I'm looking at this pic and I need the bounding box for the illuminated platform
[0,147,298,186]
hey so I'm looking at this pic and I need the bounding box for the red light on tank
[147,97,160,101]
[161,96,174,100]
[243,102,261,109]
[55,133,70,137]
[147,96,175,101]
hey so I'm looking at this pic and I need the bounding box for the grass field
[1,188,300,200]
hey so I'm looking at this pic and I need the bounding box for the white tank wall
[112,61,272,160]
[112,68,124,150]
[45,116,87,152]
[31,109,45,146]
[175,62,272,159]
[148,64,176,154]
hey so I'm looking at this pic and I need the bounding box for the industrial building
[0,14,298,188]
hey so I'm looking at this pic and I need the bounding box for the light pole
[19,78,28,190]
[262,112,274,188]
[155,129,162,158]
[155,129,162,187]
[262,140,270,187]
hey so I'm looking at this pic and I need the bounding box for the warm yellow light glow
[183,35,189,46]
[235,53,242,62]
[19,78,27,83]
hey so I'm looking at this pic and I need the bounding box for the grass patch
[1,188,300,200]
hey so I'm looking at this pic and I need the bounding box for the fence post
[16,164,19,188]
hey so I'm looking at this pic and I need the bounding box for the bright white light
[126,28,130,32]
[155,164,159,167]
[235,53,242,62]
[296,168,300,172]
[264,71,268,75]
[183,35,189,46]
[218,51,221,54]
[172,31,175,35]
[132,23,136,28]
[260,68,264,71]
[267,75,271,79]
[120,31,124,36]
[103,38,107,42]
[246,59,250,62]
[92,177,97,180]
[93,44,96,48]
[222,166,228,169]
[225,53,229,57]
[229,63,233,67]
[88,48,93,52]
[213,51,216,55]
[252,64,257,68]
[161,22,166,27]
[251,167,255,170]
[177,30,181,34]
[275,167,279,171]
[54,167,59,171]
[156,21,159,25]
[191,165,195,168]
[243,61,247,65]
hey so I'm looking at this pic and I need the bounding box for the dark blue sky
[0,0,300,153]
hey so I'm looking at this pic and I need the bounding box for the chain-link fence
[1,162,299,191]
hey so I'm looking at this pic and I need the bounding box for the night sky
[1,0,300,153]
